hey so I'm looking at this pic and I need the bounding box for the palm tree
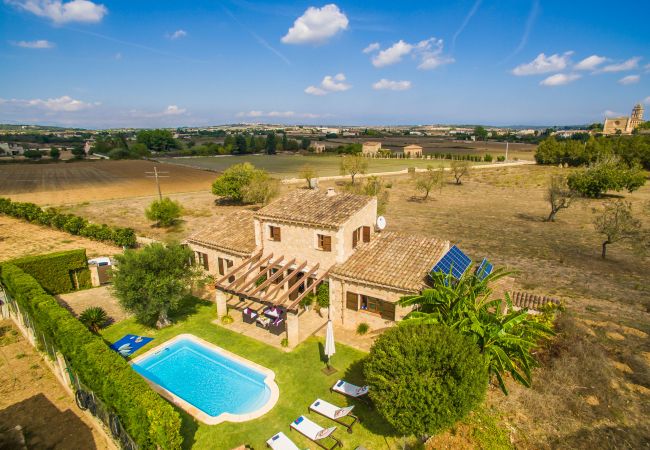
[79,306,109,333]
[398,267,554,395]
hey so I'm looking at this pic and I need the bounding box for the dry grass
[0,215,120,260]
[0,160,216,205]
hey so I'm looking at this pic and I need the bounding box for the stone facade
[311,142,326,153]
[403,144,423,158]
[362,141,382,156]
[603,103,645,135]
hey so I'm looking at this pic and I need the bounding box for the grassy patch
[101,298,402,450]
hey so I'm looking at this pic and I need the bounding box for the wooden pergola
[215,252,330,312]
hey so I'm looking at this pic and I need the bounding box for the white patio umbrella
[324,320,336,369]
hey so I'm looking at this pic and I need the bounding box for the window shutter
[380,301,396,321]
[202,253,209,271]
[218,257,225,276]
[276,227,281,241]
[346,292,358,310]
[352,229,358,248]
[362,226,370,243]
[323,235,332,251]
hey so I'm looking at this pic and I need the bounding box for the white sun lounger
[266,431,301,450]
[330,380,369,402]
[290,415,341,450]
[309,398,358,433]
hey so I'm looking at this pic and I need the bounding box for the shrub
[9,249,91,294]
[79,306,108,332]
[364,324,488,437]
[145,197,182,227]
[0,197,137,248]
[281,338,289,348]
[0,263,182,449]
[211,162,262,203]
[567,160,647,198]
[496,155,506,162]
[356,322,369,335]
[221,314,234,325]
[484,153,493,162]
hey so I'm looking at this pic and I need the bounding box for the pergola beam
[246,257,296,297]
[222,253,273,291]
[276,263,320,306]
[214,250,262,286]
[263,260,308,301]
[287,270,329,311]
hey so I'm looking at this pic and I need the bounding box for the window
[269,225,281,241]
[352,226,371,249]
[346,291,396,321]
[318,234,332,252]
[217,257,233,276]
[195,252,209,271]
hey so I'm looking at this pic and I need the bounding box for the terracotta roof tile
[186,210,256,256]
[331,231,449,292]
[255,189,373,228]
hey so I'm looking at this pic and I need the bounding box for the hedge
[0,197,137,248]
[9,249,91,294]
[0,263,183,449]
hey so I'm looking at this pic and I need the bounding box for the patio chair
[330,380,370,404]
[309,399,358,433]
[242,307,258,324]
[266,431,301,450]
[269,317,285,336]
[290,416,341,450]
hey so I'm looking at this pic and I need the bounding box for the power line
[144,166,169,200]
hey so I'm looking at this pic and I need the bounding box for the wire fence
[0,285,137,450]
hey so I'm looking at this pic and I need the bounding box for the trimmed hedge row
[9,249,91,294]
[0,197,137,248]
[0,263,182,449]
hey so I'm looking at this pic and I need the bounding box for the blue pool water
[131,337,271,417]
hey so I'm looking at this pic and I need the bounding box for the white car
[88,257,112,267]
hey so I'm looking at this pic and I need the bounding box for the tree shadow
[177,410,199,450]
[548,425,649,449]
[515,212,547,222]
[171,295,212,323]
[407,195,427,203]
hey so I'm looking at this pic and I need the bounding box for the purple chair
[242,307,258,324]
[269,317,285,335]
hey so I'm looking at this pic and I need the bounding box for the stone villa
[403,144,423,157]
[361,141,382,156]
[186,188,451,347]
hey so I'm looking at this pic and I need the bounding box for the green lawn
[101,298,405,450]
[157,154,471,179]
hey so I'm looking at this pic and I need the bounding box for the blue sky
[0,0,648,128]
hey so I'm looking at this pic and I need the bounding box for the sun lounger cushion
[267,432,300,450]
[310,399,355,420]
[332,380,369,397]
[291,415,336,441]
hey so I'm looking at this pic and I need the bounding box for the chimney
[326,188,336,197]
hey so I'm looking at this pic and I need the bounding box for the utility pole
[145,166,169,200]
[505,141,509,161]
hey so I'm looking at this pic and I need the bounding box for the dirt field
[0,320,112,449]
[0,160,216,205]
[58,286,130,325]
[0,216,120,260]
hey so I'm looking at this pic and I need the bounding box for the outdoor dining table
[256,315,272,327]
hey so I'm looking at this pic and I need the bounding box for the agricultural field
[157,153,479,178]
[0,160,215,205]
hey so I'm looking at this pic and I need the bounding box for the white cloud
[645,63,650,73]
[644,96,650,105]
[0,95,98,111]
[12,39,55,48]
[371,37,453,70]
[362,42,379,54]
[114,52,122,60]
[512,52,573,76]
[618,75,640,85]
[236,110,322,120]
[7,0,107,24]
[539,73,581,86]
[574,55,607,71]
[372,79,412,91]
[305,73,351,96]
[372,40,412,67]
[603,110,622,118]
[601,57,641,73]
[162,105,186,115]
[281,4,348,45]
[168,29,187,40]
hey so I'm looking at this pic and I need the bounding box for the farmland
[0,160,215,205]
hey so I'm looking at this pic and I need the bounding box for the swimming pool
[130,334,279,425]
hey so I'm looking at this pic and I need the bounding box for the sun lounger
[330,380,369,403]
[290,415,342,450]
[266,431,301,450]
[309,399,358,433]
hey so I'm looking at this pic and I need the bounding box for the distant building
[0,142,25,156]
[311,142,326,153]
[362,141,381,156]
[603,103,644,135]
[403,144,423,158]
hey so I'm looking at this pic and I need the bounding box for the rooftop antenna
[145,166,169,200]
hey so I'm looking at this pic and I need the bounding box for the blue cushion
[272,434,280,441]
[294,416,304,424]
[336,380,344,387]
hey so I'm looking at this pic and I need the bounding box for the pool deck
[130,334,279,425]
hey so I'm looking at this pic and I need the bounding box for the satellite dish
[376,216,387,230]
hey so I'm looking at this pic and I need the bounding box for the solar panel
[475,258,493,280]
[431,245,472,279]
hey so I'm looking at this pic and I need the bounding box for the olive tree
[545,174,576,222]
[211,162,276,204]
[112,243,202,328]
[364,324,488,438]
[145,197,182,227]
[593,200,643,258]
[299,164,318,189]
[340,154,368,185]
[414,165,444,200]
[450,159,471,185]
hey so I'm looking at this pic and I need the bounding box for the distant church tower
[629,103,644,131]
